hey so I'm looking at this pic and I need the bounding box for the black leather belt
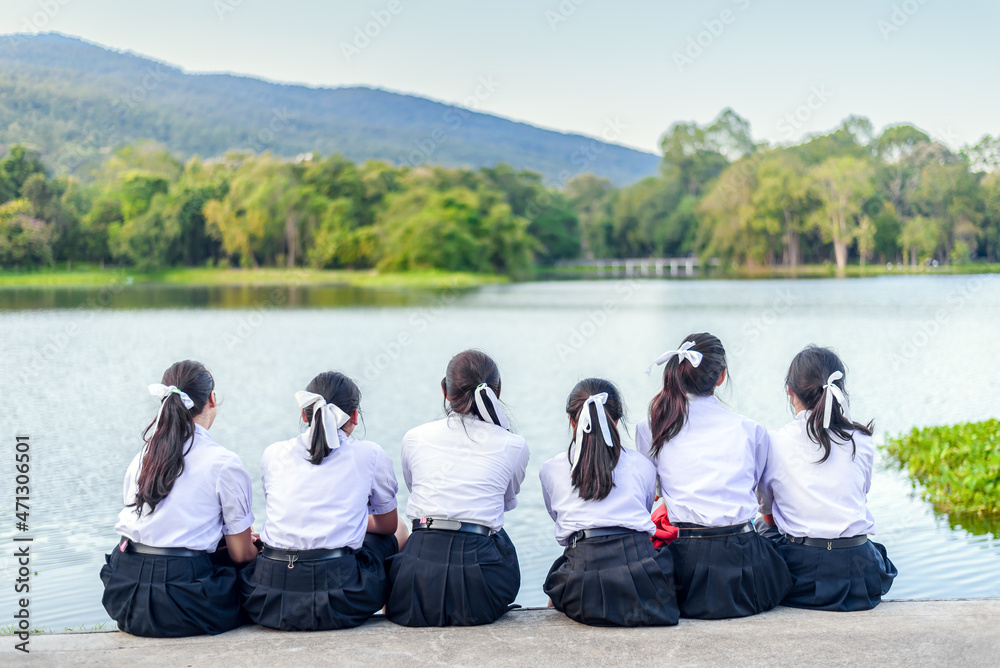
[412,518,493,536]
[119,539,205,558]
[785,535,868,550]
[568,527,637,548]
[262,545,352,569]
[675,522,754,539]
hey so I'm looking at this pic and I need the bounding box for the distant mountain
[0,33,660,185]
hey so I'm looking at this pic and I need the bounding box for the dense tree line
[2,110,999,276]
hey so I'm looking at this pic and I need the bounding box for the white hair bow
[474,383,510,430]
[570,392,614,469]
[295,390,351,449]
[644,340,703,376]
[822,371,850,429]
[148,383,195,433]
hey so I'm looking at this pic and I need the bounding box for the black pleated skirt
[543,530,679,627]
[771,535,897,611]
[668,528,793,619]
[385,528,520,627]
[100,545,245,637]
[239,533,398,631]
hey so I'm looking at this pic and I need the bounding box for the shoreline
[2,264,1000,290]
[0,268,507,290]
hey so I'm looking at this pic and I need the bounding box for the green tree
[808,156,876,273]
[751,152,814,269]
[0,199,53,268]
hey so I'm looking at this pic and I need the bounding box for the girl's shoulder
[340,433,388,459]
[619,447,656,477]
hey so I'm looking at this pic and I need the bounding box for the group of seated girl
[100,335,896,637]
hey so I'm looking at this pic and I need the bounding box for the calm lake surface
[1,275,999,629]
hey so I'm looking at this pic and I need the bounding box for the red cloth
[650,503,678,548]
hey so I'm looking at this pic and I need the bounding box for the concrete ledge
[5,600,1000,667]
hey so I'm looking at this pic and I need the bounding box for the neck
[193,413,213,431]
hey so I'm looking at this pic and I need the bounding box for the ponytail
[786,346,873,463]
[441,349,508,428]
[134,360,214,517]
[647,333,727,457]
[566,378,624,502]
[300,371,361,465]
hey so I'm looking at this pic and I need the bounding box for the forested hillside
[0,33,660,186]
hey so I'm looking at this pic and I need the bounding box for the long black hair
[786,345,873,464]
[303,371,361,465]
[441,349,506,425]
[566,378,624,502]
[648,332,727,457]
[134,360,214,516]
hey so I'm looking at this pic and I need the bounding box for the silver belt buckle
[428,518,463,531]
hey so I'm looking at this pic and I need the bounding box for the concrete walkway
[5,600,999,667]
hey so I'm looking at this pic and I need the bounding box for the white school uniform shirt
[402,415,530,532]
[259,430,399,550]
[115,424,254,552]
[757,411,876,539]
[636,394,768,527]
[539,447,657,546]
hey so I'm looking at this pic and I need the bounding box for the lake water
[1,275,999,629]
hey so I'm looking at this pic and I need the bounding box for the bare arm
[224,527,258,563]
[367,508,399,535]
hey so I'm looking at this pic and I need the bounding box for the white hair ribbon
[570,392,614,469]
[148,383,195,433]
[474,383,510,430]
[644,340,704,376]
[822,371,850,429]
[295,390,351,449]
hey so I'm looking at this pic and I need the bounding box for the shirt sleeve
[756,429,775,515]
[216,455,255,535]
[539,465,558,522]
[369,447,399,516]
[400,431,414,493]
[752,423,770,490]
[635,420,653,460]
[503,437,530,512]
[639,459,656,511]
[122,453,140,506]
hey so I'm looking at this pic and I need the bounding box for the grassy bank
[0,267,507,290]
[884,419,1000,533]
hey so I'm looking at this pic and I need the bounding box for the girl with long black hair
[540,378,678,627]
[101,360,257,637]
[636,333,792,619]
[757,346,897,610]
[239,371,407,630]
[385,349,529,627]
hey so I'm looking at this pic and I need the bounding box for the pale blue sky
[3,0,997,153]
